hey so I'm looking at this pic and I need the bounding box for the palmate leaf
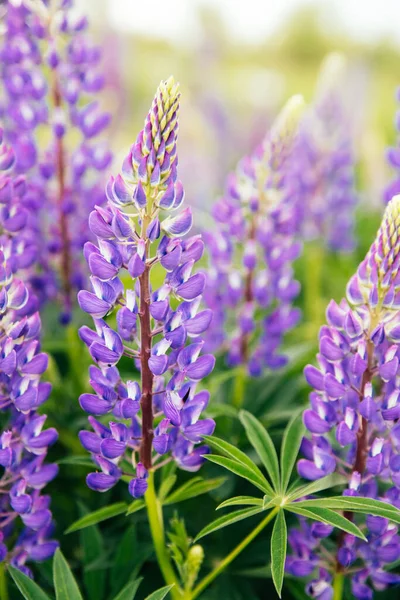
[280,411,305,494]
[65,502,128,534]
[145,584,175,600]
[296,496,400,522]
[205,455,272,494]
[287,473,346,501]
[203,435,273,494]
[270,510,287,599]
[216,496,264,510]
[239,410,280,492]
[7,566,51,600]
[158,474,177,500]
[194,506,265,542]
[125,500,146,516]
[53,548,83,600]
[163,477,226,505]
[285,506,367,540]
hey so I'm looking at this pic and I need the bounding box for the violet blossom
[0,0,112,322]
[0,130,58,576]
[385,87,400,204]
[287,194,400,598]
[203,95,304,376]
[291,53,358,252]
[77,77,215,498]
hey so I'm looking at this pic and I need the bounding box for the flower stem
[52,77,72,314]
[139,259,154,469]
[333,571,344,600]
[304,242,324,333]
[145,470,182,600]
[191,507,279,600]
[232,365,246,408]
[0,564,8,600]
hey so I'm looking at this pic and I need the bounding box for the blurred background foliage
[13,1,400,599]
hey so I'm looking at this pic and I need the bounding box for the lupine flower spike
[293,52,358,251]
[287,194,400,598]
[385,87,400,203]
[78,77,215,498]
[204,95,304,375]
[0,0,111,321]
[0,131,58,576]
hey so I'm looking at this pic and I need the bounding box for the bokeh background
[81,0,400,217]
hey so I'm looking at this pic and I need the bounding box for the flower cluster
[385,87,400,204]
[0,0,111,321]
[78,77,215,498]
[0,130,58,576]
[292,53,358,251]
[203,96,304,375]
[287,194,400,598]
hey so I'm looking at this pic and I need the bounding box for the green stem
[232,366,246,409]
[145,471,182,600]
[0,564,8,600]
[191,507,279,599]
[333,571,344,600]
[304,242,325,333]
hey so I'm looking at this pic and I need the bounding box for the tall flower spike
[0,0,112,322]
[384,87,400,203]
[292,52,358,251]
[203,95,304,375]
[0,130,58,576]
[78,78,215,498]
[287,194,400,598]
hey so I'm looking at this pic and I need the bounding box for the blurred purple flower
[203,95,304,375]
[0,0,112,322]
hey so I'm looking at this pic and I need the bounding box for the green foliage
[53,548,83,600]
[7,566,51,600]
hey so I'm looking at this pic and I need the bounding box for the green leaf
[286,506,366,540]
[164,477,226,505]
[159,474,177,500]
[65,502,128,533]
[194,506,264,542]
[145,583,175,600]
[57,456,94,467]
[280,412,305,493]
[111,578,143,600]
[205,455,272,494]
[295,497,400,522]
[216,496,264,510]
[239,410,280,492]
[125,500,146,516]
[53,548,83,600]
[7,565,51,600]
[203,435,272,493]
[270,510,287,599]
[78,502,106,600]
[287,473,346,501]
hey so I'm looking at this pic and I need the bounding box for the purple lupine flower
[385,87,400,204]
[203,95,304,376]
[0,0,111,322]
[78,77,215,498]
[287,194,400,598]
[0,130,58,576]
[292,53,358,251]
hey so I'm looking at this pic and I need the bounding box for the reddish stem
[239,218,256,362]
[138,261,154,470]
[52,79,72,312]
